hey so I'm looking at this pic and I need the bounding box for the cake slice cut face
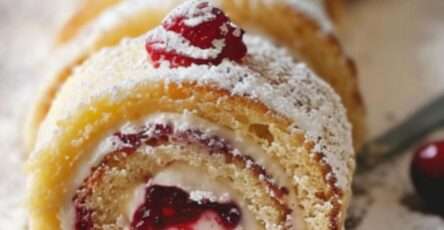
[27,1,355,229]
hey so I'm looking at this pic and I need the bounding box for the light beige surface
[0,0,444,229]
[342,0,444,229]
[0,0,77,228]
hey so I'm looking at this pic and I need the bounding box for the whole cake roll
[25,0,364,152]
[26,1,355,229]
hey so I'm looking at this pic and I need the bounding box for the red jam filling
[112,123,287,197]
[74,201,94,230]
[74,123,289,229]
[131,185,241,230]
[145,1,247,68]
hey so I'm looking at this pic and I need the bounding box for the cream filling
[60,112,304,229]
[123,164,257,230]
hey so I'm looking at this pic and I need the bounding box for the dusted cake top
[37,27,353,191]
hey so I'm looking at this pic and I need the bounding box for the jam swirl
[131,185,241,230]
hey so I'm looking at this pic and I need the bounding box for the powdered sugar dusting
[34,0,335,146]
[147,27,225,60]
[164,0,216,27]
[38,33,353,191]
[146,0,246,67]
[190,191,218,203]
[47,0,334,77]
[5,0,444,229]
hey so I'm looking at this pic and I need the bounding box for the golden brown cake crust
[27,30,354,229]
[28,83,349,230]
[25,0,365,152]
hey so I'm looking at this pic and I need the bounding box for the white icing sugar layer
[163,0,216,27]
[49,0,333,68]
[39,33,353,191]
[146,0,244,62]
[147,27,225,59]
[42,0,334,102]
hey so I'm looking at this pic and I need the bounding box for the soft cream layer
[60,112,303,229]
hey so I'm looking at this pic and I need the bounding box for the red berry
[410,140,444,213]
[145,1,247,68]
[163,2,228,49]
